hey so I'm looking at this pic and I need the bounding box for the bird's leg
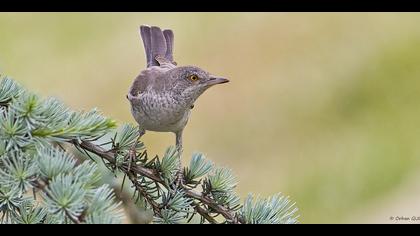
[128,128,145,172]
[174,130,184,187]
[175,130,183,154]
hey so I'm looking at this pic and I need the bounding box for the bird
[127,25,229,157]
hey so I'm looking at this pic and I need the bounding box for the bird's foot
[174,170,184,189]
[127,140,138,172]
[127,130,145,172]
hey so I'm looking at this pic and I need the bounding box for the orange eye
[189,74,199,81]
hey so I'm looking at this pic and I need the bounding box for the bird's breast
[130,91,191,132]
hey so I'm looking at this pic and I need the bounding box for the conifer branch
[75,140,242,223]
[0,76,299,224]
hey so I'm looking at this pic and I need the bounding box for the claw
[128,129,145,172]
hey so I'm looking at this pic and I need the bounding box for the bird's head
[168,66,229,102]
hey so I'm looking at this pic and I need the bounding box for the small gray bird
[127,25,229,154]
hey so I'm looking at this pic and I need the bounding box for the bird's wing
[128,67,168,99]
[140,25,177,68]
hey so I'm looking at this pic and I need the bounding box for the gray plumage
[127,25,229,153]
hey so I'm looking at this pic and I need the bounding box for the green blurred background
[1,13,420,223]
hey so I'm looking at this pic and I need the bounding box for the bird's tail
[140,25,175,67]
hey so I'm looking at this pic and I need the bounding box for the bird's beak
[206,76,229,86]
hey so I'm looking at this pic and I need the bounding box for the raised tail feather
[140,25,175,67]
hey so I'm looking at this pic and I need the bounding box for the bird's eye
[189,74,199,82]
